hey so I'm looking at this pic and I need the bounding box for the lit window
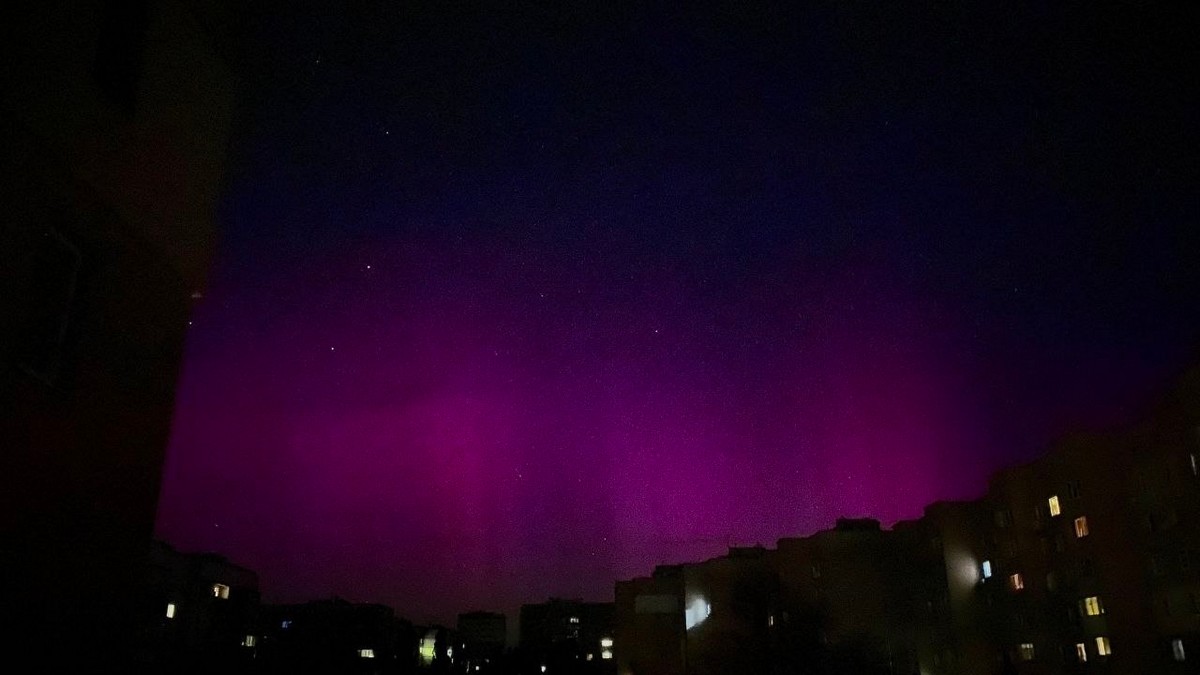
[587,653,593,661]
[1174,638,1186,661]
[1096,636,1112,656]
[1074,516,1089,538]
[569,616,580,624]
[601,649,613,660]
[281,620,292,629]
[685,598,711,630]
[600,637,613,648]
[540,667,547,673]
[1191,453,1198,477]
[1075,642,1087,662]
[165,603,176,619]
[1019,643,1035,660]
[358,649,375,659]
[1009,573,1024,591]
[768,615,775,627]
[981,560,993,579]
[446,646,453,659]
[242,635,256,647]
[1082,596,1104,616]
[1048,496,1061,517]
[212,583,230,599]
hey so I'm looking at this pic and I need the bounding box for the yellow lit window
[1009,573,1024,591]
[212,583,230,599]
[1048,496,1061,516]
[1075,642,1087,662]
[1074,516,1089,538]
[1096,636,1112,656]
[242,635,256,647]
[1082,596,1104,616]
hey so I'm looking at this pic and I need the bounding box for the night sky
[155,4,1199,626]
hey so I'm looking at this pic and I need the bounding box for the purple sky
[154,3,1199,627]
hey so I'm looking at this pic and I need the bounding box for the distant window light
[569,616,580,624]
[540,666,547,673]
[1174,638,1186,661]
[1075,516,1090,538]
[768,614,775,627]
[165,603,176,619]
[600,637,613,648]
[601,649,613,659]
[358,649,375,659]
[281,620,292,629]
[1018,643,1035,661]
[446,646,453,659]
[685,598,711,630]
[1048,496,1061,517]
[1075,642,1087,662]
[1191,453,1199,477]
[212,583,230,599]
[242,635,256,648]
[1096,636,1112,656]
[1009,573,1024,591]
[587,653,594,661]
[1082,596,1104,616]
[981,560,993,579]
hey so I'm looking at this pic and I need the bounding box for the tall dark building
[0,1,235,669]
[520,598,616,674]
[457,611,507,671]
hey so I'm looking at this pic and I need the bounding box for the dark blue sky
[158,3,1199,625]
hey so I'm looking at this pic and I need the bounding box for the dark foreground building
[259,598,417,674]
[616,361,1200,675]
[519,598,617,674]
[458,611,508,672]
[0,0,235,669]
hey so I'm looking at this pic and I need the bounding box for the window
[1174,638,1186,661]
[242,635,256,647]
[569,616,580,624]
[812,563,822,579]
[1191,453,1198,477]
[1067,480,1082,499]
[1082,596,1104,616]
[768,614,775,627]
[1055,534,1066,553]
[281,620,292,629]
[358,649,375,659]
[1074,516,1090,538]
[1075,642,1087,662]
[212,583,230,599]
[1095,636,1112,656]
[1046,572,1057,591]
[685,599,711,630]
[1048,496,1062,517]
[1019,643,1035,661]
[601,649,613,660]
[982,560,993,579]
[601,637,613,648]
[165,603,176,619]
[1009,573,1025,591]
[995,509,1013,528]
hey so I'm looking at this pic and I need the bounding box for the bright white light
[358,648,375,659]
[540,666,547,673]
[600,638,613,648]
[1173,638,1186,661]
[981,560,992,579]
[212,583,230,599]
[165,603,176,619]
[685,598,711,630]
[243,635,256,647]
[601,649,613,660]
[447,647,453,659]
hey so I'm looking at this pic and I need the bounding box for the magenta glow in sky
[154,2,1200,626]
